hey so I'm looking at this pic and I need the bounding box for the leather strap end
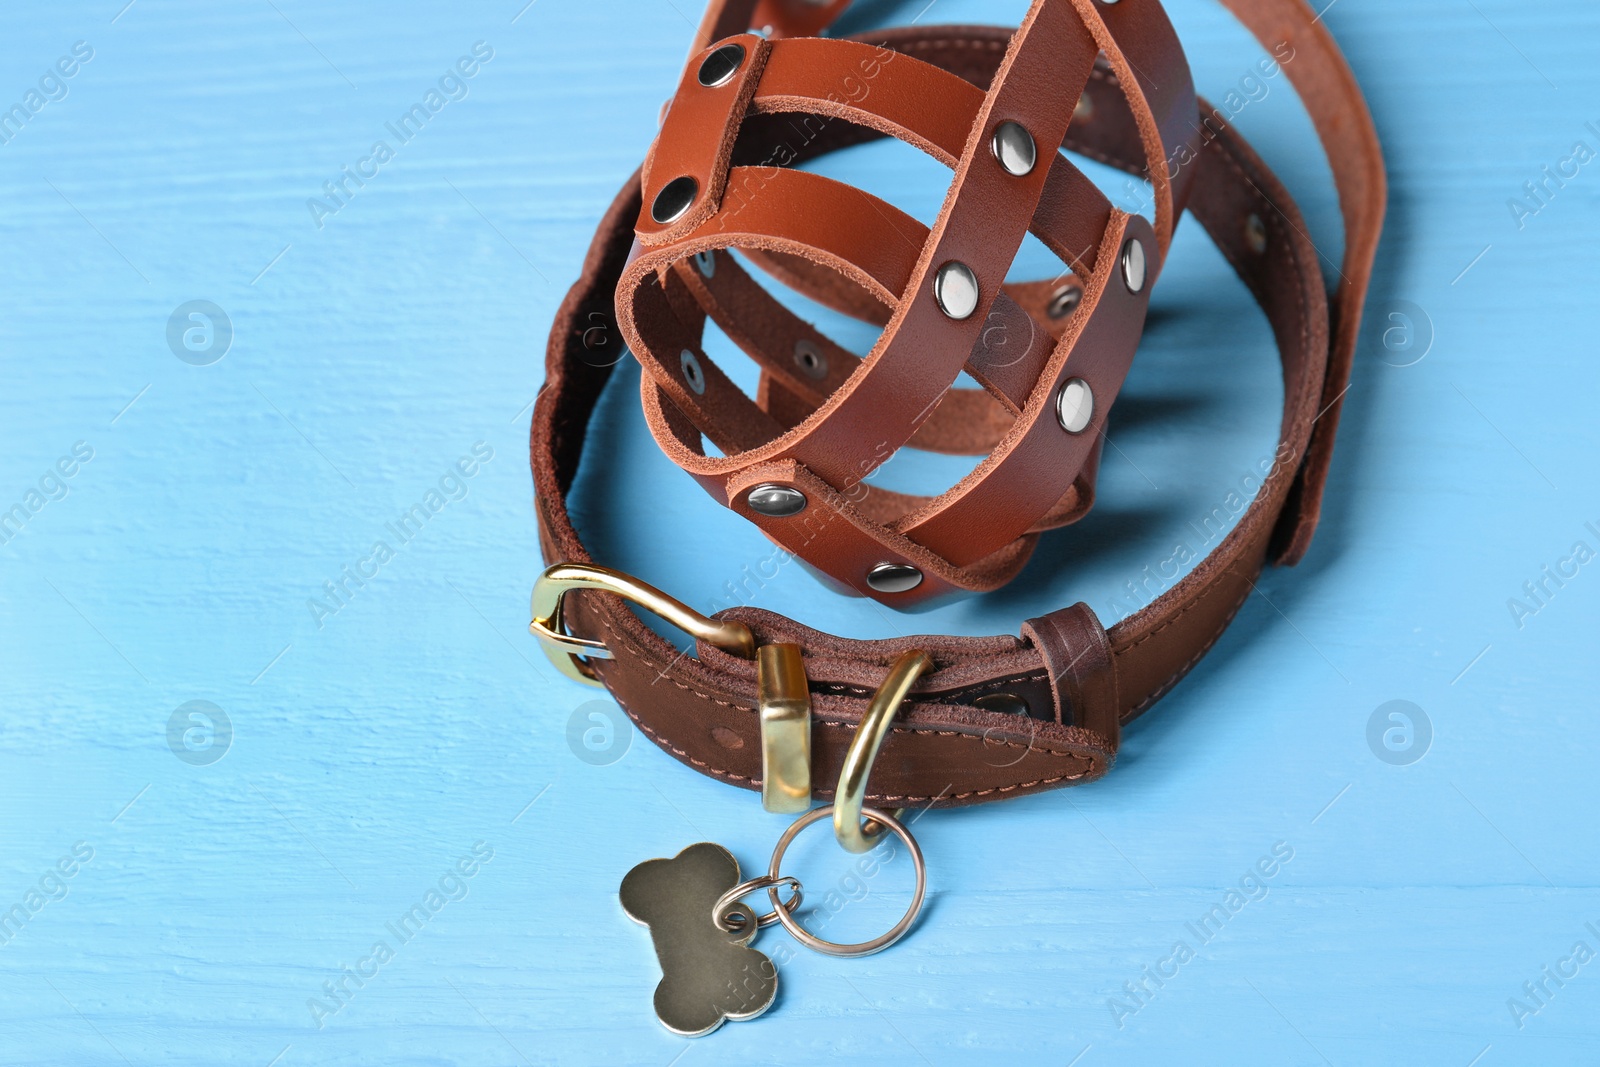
[1266,286,1365,567]
[1021,602,1119,750]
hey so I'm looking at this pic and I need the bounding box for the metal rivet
[693,250,716,278]
[1245,213,1268,255]
[651,175,698,225]
[933,261,980,320]
[1056,377,1093,433]
[697,43,746,88]
[973,692,1031,717]
[680,349,706,395]
[1074,92,1094,123]
[990,121,1036,177]
[746,484,807,518]
[1047,284,1082,319]
[1120,237,1146,294]
[792,339,827,380]
[866,563,923,594]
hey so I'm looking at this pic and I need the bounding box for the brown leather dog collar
[531,0,1385,807]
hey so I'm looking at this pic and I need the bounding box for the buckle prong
[530,562,755,685]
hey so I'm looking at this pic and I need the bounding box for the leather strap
[530,1,1384,807]
[1022,602,1119,747]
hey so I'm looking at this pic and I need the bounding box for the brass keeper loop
[758,643,812,814]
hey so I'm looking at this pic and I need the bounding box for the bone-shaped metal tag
[620,842,777,1036]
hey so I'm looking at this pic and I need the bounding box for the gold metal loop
[529,562,755,685]
[768,804,926,957]
[833,649,932,852]
[758,643,811,813]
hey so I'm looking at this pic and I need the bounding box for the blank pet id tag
[619,842,778,1036]
[620,806,925,1034]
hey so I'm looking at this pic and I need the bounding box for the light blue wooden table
[1,1,1597,1063]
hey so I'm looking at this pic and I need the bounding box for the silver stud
[1120,237,1146,294]
[1245,213,1268,254]
[651,176,698,225]
[697,43,745,88]
[866,563,923,593]
[990,121,1037,177]
[746,484,807,518]
[1056,377,1093,433]
[1047,284,1082,319]
[933,261,980,320]
[680,349,706,395]
[693,250,716,278]
[974,692,1031,716]
[793,339,827,379]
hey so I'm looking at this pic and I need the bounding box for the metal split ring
[712,874,803,932]
[766,804,927,958]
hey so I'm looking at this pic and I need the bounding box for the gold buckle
[529,562,756,685]
[531,564,927,848]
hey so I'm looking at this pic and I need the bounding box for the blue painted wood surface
[1,1,1597,1063]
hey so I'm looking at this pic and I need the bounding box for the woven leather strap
[531,0,1384,806]
[621,0,1197,604]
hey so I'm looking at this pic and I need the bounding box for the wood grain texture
[0,0,1596,1064]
